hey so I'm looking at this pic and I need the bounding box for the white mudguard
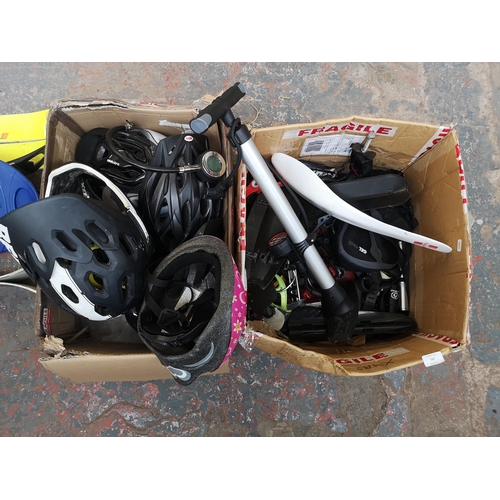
[271,153,452,254]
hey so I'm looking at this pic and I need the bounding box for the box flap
[250,321,462,376]
[251,115,449,168]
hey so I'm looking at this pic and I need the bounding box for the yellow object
[0,109,48,162]
[88,273,104,290]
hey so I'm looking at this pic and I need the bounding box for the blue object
[0,160,38,252]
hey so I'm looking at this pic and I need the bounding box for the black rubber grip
[190,82,246,134]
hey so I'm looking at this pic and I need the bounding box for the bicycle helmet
[75,127,167,193]
[0,163,152,321]
[137,235,246,386]
[138,133,225,254]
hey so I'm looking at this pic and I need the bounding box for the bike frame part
[190,82,358,342]
[242,139,357,342]
[241,140,335,290]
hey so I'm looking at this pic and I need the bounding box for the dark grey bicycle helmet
[137,235,246,386]
[0,163,152,320]
[138,133,225,254]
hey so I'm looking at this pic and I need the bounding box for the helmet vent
[87,222,109,245]
[92,246,110,266]
[97,143,110,160]
[61,284,79,304]
[94,305,109,317]
[119,234,137,259]
[121,276,131,302]
[55,231,77,252]
[56,258,72,270]
[73,229,93,248]
[182,203,192,233]
[31,241,47,265]
[88,273,104,291]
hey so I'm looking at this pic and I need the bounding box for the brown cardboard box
[35,97,235,383]
[237,117,471,375]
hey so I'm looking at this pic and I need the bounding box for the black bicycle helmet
[138,133,225,254]
[0,163,152,321]
[137,235,246,386]
[75,127,167,193]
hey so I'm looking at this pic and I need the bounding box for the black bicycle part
[327,173,410,211]
[284,307,418,343]
[245,193,290,316]
[349,142,375,178]
[190,83,247,134]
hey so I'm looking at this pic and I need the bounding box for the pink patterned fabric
[222,261,247,363]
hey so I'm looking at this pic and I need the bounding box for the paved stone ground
[0,62,498,437]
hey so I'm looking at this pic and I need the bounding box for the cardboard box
[36,97,235,383]
[237,117,471,375]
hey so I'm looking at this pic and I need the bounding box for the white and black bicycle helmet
[137,235,246,386]
[0,163,152,321]
[138,133,225,254]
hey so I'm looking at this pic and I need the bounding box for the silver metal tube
[400,279,408,312]
[241,140,308,242]
[303,245,336,289]
[361,131,376,153]
[241,140,336,290]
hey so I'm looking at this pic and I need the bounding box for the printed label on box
[300,134,365,156]
[422,351,445,367]
[282,122,398,140]
[335,347,409,365]
[455,141,468,214]
[412,333,460,347]
[42,308,52,335]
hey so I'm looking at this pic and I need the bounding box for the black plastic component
[190,82,246,134]
[152,133,209,169]
[268,232,293,259]
[327,174,410,211]
[245,190,306,316]
[333,222,401,273]
[354,311,418,336]
[389,283,400,313]
[350,143,375,177]
[234,124,252,145]
[293,238,312,258]
[245,194,288,316]
[138,133,223,254]
[320,283,358,343]
[285,308,418,343]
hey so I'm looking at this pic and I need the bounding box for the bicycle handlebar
[190,82,246,134]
